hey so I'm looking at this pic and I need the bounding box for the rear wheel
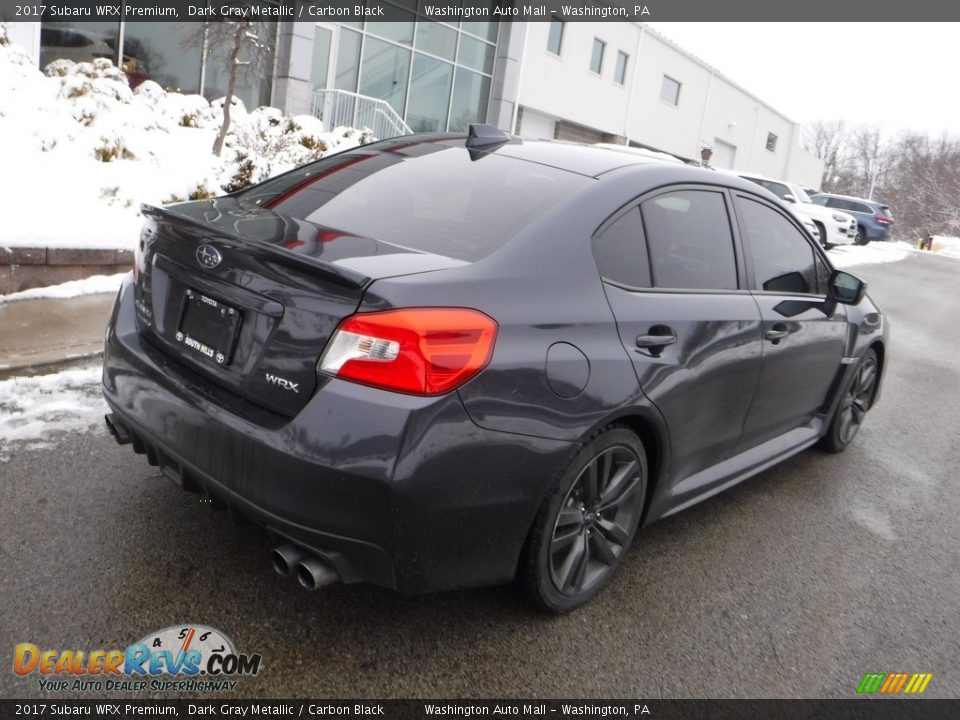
[518,427,647,613]
[855,225,869,245]
[820,349,879,452]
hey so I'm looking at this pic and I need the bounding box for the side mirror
[783,194,796,203]
[828,270,866,305]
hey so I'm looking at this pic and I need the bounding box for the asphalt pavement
[1,251,958,699]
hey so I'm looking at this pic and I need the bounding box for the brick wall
[0,247,133,295]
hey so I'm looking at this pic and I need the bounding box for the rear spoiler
[141,204,371,290]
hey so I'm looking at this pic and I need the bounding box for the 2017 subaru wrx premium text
[102,128,887,612]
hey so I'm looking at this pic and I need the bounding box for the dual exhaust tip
[271,544,339,591]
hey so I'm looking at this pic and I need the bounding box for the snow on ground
[0,364,106,453]
[0,272,125,303]
[0,24,371,250]
[928,235,960,260]
[827,241,913,268]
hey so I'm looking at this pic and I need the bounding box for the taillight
[318,308,498,395]
[875,214,892,225]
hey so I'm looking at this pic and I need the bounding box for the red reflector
[875,214,892,224]
[320,308,498,395]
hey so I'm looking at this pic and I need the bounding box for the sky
[645,23,960,137]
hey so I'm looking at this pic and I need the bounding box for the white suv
[736,174,858,247]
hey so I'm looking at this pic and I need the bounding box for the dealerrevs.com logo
[13,625,262,693]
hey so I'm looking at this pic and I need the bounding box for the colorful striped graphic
[857,672,933,694]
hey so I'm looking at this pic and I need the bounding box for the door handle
[765,323,789,343]
[635,326,677,357]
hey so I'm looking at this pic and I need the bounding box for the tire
[855,225,870,245]
[814,222,828,249]
[518,426,648,613]
[820,348,879,453]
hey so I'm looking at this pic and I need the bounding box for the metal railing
[311,88,412,140]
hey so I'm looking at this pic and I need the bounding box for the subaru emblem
[196,244,222,269]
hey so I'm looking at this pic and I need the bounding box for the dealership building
[8,14,824,185]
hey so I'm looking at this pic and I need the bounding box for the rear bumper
[866,224,892,240]
[103,278,575,594]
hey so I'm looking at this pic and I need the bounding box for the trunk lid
[134,199,462,417]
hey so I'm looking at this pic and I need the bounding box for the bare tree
[183,18,275,157]
[801,120,846,191]
[849,126,891,200]
[808,120,960,240]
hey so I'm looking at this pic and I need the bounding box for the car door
[593,186,763,484]
[732,192,848,447]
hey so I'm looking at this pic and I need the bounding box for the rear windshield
[878,205,893,218]
[236,142,590,262]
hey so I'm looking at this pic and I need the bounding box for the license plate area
[176,289,241,365]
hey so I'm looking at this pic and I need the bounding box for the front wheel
[814,222,829,249]
[820,349,879,452]
[518,427,647,613]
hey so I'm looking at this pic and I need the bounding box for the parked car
[102,129,887,612]
[39,26,116,68]
[799,216,822,244]
[810,193,894,244]
[734,173,858,248]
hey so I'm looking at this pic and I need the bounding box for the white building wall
[517,22,634,137]
[787,148,827,189]
[514,22,824,186]
[699,75,797,177]
[624,29,712,159]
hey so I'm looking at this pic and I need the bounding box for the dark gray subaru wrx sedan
[102,127,887,612]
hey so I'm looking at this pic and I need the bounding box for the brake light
[318,308,498,395]
[875,214,892,225]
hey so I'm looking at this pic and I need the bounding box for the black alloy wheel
[520,427,647,612]
[821,349,878,452]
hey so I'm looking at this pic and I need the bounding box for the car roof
[362,133,790,202]
[814,192,886,205]
[720,169,797,186]
[494,138,687,178]
[403,132,690,178]
[592,143,686,165]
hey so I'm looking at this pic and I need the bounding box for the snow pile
[0,365,107,449]
[0,273,126,303]
[828,242,911,268]
[928,235,960,260]
[0,26,373,250]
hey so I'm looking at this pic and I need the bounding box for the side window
[736,196,818,295]
[824,198,842,210]
[592,207,651,288]
[640,190,738,291]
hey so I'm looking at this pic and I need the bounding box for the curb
[0,348,103,381]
